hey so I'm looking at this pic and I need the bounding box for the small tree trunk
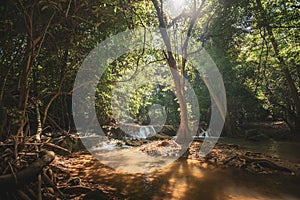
[17,43,33,137]
[223,111,234,136]
[293,117,300,133]
[35,102,42,142]
[0,105,7,140]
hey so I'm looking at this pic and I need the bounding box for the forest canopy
[0,0,299,141]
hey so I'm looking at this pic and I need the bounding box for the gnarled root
[0,150,55,189]
[239,155,293,173]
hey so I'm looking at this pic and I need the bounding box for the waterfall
[127,125,156,139]
[146,126,156,137]
[139,127,147,138]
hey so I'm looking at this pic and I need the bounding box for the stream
[219,138,300,163]
[78,137,300,199]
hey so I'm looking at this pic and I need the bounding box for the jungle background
[0,0,299,199]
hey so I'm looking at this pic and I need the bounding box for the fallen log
[0,150,55,189]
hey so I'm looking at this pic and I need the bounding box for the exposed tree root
[238,155,293,173]
[188,142,296,175]
[43,142,71,155]
[0,150,55,189]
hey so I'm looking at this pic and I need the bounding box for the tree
[256,0,300,131]
[149,0,225,141]
[234,0,300,131]
[0,0,126,139]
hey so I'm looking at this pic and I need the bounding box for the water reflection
[150,160,299,200]
[88,139,183,173]
[68,136,300,199]
[66,153,300,200]
[219,138,300,163]
[94,148,175,173]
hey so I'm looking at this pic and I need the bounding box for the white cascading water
[130,125,156,139]
[79,124,157,152]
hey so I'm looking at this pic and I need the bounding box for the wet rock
[125,139,147,147]
[138,140,182,157]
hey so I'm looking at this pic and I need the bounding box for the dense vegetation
[0,0,299,140]
[0,1,299,199]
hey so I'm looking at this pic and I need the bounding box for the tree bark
[152,0,191,143]
[17,39,33,136]
[17,1,36,136]
[223,111,234,136]
[17,0,45,136]
[169,67,191,142]
[0,105,7,140]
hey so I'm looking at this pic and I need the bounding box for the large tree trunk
[168,58,191,143]
[151,0,209,143]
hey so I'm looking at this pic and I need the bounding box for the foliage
[233,0,300,130]
[1,0,299,139]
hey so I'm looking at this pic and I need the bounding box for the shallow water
[90,159,300,200]
[88,139,300,199]
[147,160,300,200]
[77,136,300,199]
[218,138,300,163]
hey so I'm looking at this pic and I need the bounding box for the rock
[125,139,147,146]
[138,140,182,157]
[157,141,170,147]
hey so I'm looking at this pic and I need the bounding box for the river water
[90,138,300,199]
[219,138,300,163]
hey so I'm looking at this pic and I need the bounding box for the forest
[0,0,299,199]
